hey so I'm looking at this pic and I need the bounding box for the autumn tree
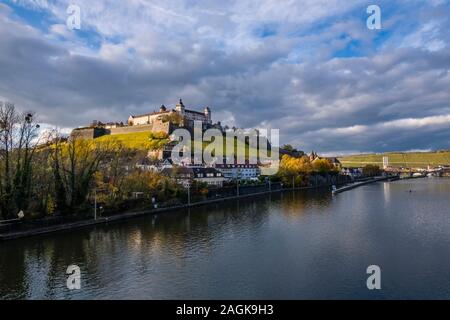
[147,131,169,150]
[50,133,111,214]
[362,164,381,177]
[159,112,183,125]
[95,143,143,207]
[277,154,313,187]
[312,158,335,173]
[121,170,183,203]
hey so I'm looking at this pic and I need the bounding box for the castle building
[127,99,212,128]
[71,99,218,142]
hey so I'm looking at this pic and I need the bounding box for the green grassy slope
[95,131,154,149]
[338,151,450,168]
[94,132,260,157]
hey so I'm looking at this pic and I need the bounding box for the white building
[214,163,260,181]
[128,99,212,127]
[341,167,363,179]
[161,167,225,188]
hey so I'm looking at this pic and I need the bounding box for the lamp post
[236,169,241,197]
[93,187,105,220]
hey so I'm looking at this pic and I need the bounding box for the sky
[0,0,449,155]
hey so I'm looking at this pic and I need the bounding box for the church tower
[204,106,211,123]
[175,98,185,115]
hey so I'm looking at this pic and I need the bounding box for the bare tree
[0,102,40,219]
[50,133,111,214]
[0,102,16,218]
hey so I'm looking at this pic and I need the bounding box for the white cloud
[1,0,450,154]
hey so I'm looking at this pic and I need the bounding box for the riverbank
[0,175,395,241]
[332,176,397,194]
[3,177,448,299]
[1,192,273,241]
[0,183,332,241]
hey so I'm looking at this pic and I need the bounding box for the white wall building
[214,163,260,180]
[128,99,211,126]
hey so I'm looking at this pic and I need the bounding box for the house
[161,166,225,188]
[325,157,342,168]
[214,163,260,181]
[309,151,342,169]
[341,167,363,178]
[136,158,173,171]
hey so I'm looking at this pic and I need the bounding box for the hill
[94,131,260,158]
[338,151,450,168]
[95,131,157,149]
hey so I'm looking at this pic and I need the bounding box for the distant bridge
[385,166,450,177]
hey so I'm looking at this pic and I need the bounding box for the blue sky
[0,0,449,154]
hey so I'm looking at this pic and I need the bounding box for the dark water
[1,178,450,299]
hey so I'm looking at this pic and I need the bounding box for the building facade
[161,167,225,188]
[71,99,216,140]
[128,99,212,128]
[214,163,260,181]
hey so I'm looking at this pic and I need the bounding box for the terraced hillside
[94,131,260,157]
[338,151,450,168]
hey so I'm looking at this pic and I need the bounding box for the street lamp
[236,168,241,197]
[93,187,105,220]
[187,183,191,206]
[94,188,97,220]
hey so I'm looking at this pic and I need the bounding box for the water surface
[1,178,450,299]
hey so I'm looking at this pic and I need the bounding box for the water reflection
[1,179,450,299]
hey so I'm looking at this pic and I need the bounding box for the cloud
[0,0,449,154]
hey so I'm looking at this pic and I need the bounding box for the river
[1,178,450,299]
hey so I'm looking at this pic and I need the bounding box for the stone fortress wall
[71,120,174,140]
[70,99,215,140]
[110,124,154,135]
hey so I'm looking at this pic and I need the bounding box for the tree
[95,143,142,207]
[282,144,295,152]
[159,112,182,125]
[147,131,169,150]
[277,154,313,187]
[49,133,111,214]
[121,170,182,203]
[312,158,335,173]
[362,164,381,177]
[0,102,40,219]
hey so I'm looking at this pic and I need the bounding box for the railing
[1,174,353,236]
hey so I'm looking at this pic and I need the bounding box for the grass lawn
[95,131,156,149]
[94,131,260,158]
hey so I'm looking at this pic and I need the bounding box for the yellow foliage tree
[278,155,313,187]
[312,158,335,173]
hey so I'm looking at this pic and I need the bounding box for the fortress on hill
[71,99,222,139]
